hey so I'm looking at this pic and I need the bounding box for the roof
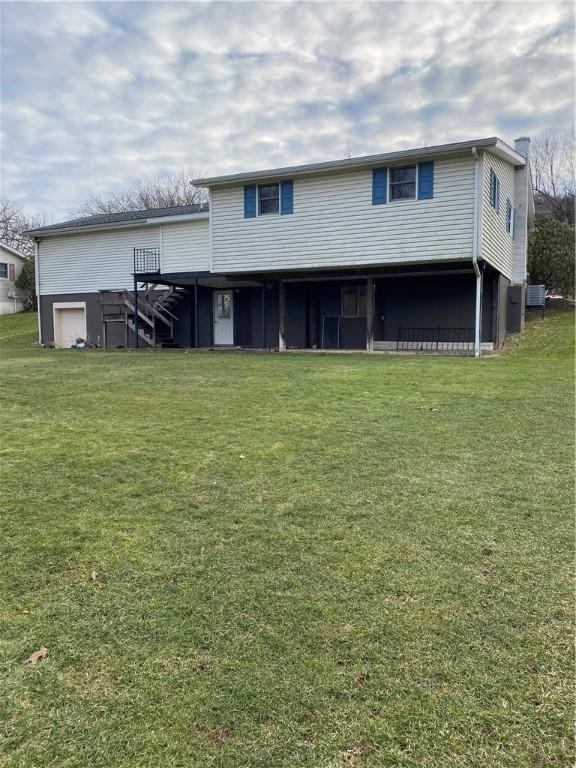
[192,137,526,187]
[28,204,209,236]
[0,242,28,260]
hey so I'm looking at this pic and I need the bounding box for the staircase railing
[99,287,184,348]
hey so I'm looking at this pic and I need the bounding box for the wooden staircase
[99,286,185,348]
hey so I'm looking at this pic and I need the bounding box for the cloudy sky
[1,0,574,220]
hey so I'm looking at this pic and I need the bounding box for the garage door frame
[53,301,87,348]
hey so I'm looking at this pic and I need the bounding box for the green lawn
[0,311,573,768]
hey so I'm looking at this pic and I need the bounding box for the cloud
[0,0,574,219]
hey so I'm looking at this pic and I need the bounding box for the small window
[217,293,231,319]
[490,168,500,211]
[258,183,279,215]
[341,285,367,317]
[0,263,7,279]
[390,165,416,201]
[505,199,514,235]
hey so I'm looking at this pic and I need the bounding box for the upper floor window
[372,161,433,204]
[489,168,500,212]
[390,165,416,201]
[258,183,279,215]
[0,263,8,279]
[341,285,367,317]
[244,181,293,217]
[506,198,514,236]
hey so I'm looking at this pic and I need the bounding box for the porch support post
[471,145,483,358]
[278,280,286,351]
[474,267,483,357]
[194,278,199,348]
[133,275,139,349]
[261,283,267,350]
[366,278,374,351]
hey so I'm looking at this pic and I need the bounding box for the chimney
[514,136,530,158]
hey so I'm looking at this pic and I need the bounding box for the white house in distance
[29,136,534,354]
[0,243,27,315]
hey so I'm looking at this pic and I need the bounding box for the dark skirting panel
[285,281,366,349]
[374,272,496,344]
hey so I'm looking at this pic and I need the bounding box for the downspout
[34,238,42,344]
[471,147,482,358]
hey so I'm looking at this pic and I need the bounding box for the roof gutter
[192,136,525,187]
[27,212,209,238]
[34,238,42,345]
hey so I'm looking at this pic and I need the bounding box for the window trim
[341,285,368,318]
[388,164,418,203]
[257,182,280,216]
[0,262,8,280]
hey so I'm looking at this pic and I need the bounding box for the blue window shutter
[244,185,256,218]
[496,177,500,214]
[372,168,387,204]
[418,161,434,199]
[280,180,293,214]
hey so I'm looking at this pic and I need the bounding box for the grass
[0,310,573,768]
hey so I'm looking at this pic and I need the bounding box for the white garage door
[54,304,86,348]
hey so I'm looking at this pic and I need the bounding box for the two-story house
[30,136,533,354]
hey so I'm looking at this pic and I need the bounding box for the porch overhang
[134,271,263,288]
[218,259,478,284]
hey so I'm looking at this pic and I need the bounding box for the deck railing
[397,326,475,352]
[134,248,160,274]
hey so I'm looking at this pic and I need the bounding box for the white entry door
[213,290,234,345]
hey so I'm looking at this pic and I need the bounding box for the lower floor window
[342,285,367,317]
[0,263,7,279]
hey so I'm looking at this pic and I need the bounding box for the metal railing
[134,248,160,273]
[397,326,475,352]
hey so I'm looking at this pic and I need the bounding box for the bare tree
[72,170,209,217]
[531,127,575,224]
[0,198,48,258]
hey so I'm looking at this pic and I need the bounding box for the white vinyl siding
[481,151,515,279]
[37,226,159,295]
[210,155,476,273]
[161,220,209,272]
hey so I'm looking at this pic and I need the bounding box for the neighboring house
[0,243,27,315]
[29,136,534,354]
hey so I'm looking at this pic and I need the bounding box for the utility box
[525,284,546,308]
